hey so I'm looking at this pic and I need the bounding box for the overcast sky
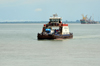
[0,0,100,21]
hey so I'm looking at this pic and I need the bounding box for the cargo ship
[37,14,73,40]
[80,15,99,24]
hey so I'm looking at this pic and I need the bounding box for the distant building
[76,20,80,22]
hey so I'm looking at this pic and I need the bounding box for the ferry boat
[37,14,73,40]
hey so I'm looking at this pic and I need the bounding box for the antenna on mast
[53,14,58,17]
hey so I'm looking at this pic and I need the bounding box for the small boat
[37,14,73,40]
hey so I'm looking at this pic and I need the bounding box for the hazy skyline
[0,0,100,21]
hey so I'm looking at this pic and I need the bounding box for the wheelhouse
[49,17,62,23]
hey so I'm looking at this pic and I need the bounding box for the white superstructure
[62,25,69,34]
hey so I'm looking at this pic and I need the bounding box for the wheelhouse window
[50,19,60,22]
[50,19,53,22]
[59,19,62,21]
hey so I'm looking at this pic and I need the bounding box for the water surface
[0,23,100,66]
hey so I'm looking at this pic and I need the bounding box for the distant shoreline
[0,20,99,23]
[0,21,81,24]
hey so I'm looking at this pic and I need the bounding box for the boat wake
[74,35,100,39]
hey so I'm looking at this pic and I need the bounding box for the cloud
[35,8,42,11]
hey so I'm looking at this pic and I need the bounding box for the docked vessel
[37,14,73,40]
[80,15,99,24]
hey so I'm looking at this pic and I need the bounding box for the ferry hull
[80,20,99,24]
[37,33,73,40]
